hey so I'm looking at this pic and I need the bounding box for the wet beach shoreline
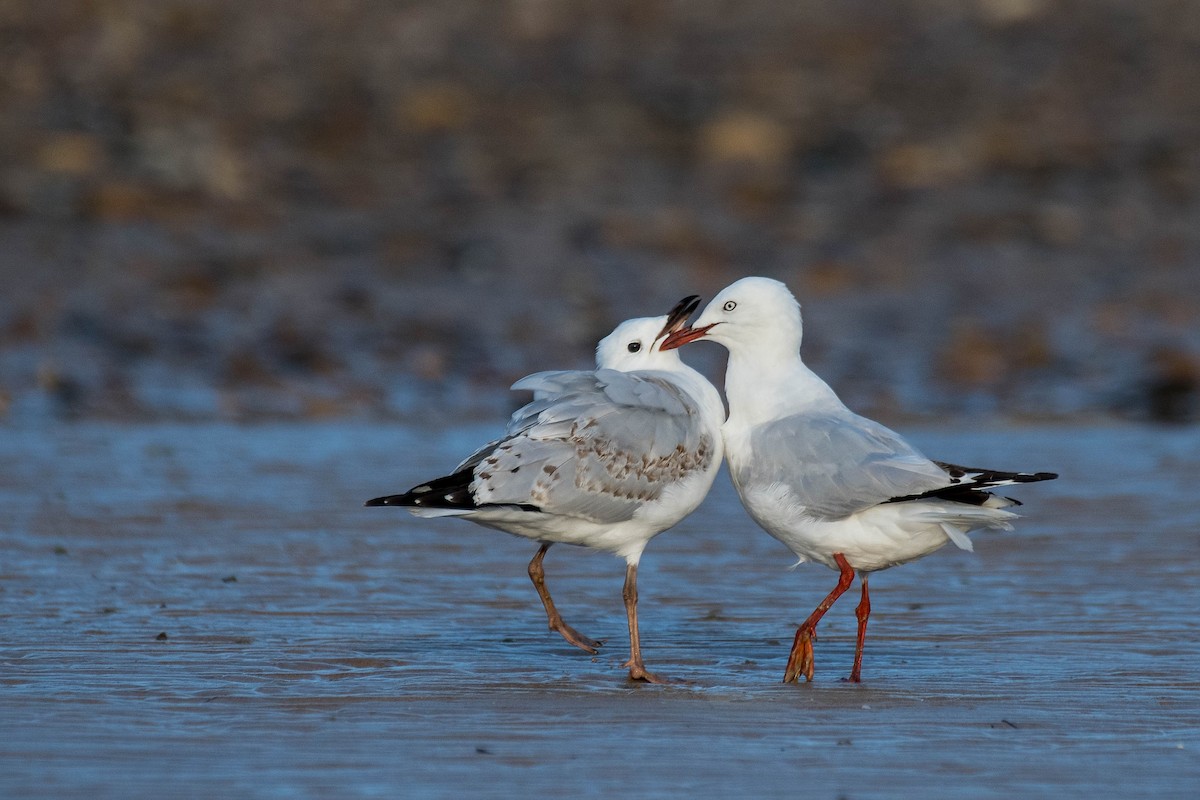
[2,420,1197,797]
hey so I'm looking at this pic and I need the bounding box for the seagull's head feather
[595,295,700,371]
[662,277,802,357]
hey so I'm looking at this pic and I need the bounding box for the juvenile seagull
[663,277,1056,683]
[367,296,725,683]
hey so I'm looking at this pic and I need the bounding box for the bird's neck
[723,348,843,427]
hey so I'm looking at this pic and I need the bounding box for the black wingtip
[364,495,402,507]
[1011,471,1058,483]
[887,464,1058,507]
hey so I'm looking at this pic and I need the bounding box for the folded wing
[377,369,715,523]
[737,411,951,519]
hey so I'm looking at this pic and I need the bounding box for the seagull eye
[627,341,642,353]
[723,300,737,312]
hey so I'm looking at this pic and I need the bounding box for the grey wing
[738,411,951,519]
[471,370,716,523]
[510,370,600,401]
[448,371,595,472]
[511,369,691,415]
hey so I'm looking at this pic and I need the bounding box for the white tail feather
[939,524,975,552]
[406,507,473,519]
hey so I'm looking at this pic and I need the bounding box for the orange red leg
[783,553,856,683]
[848,573,870,683]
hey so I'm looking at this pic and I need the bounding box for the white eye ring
[722,300,737,312]
[627,341,642,353]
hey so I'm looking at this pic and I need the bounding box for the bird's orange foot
[783,628,816,683]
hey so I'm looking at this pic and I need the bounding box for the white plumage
[663,277,1055,683]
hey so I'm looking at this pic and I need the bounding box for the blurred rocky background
[2,0,1198,424]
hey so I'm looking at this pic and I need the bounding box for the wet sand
[2,421,1198,797]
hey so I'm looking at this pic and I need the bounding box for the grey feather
[733,411,951,519]
[471,369,715,523]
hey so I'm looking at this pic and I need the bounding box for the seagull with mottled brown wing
[367,296,725,683]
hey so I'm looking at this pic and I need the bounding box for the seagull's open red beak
[660,322,716,350]
[656,295,702,342]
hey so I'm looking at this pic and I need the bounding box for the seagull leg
[848,572,870,683]
[622,562,666,684]
[527,543,602,653]
[784,553,856,683]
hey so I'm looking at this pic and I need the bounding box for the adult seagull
[662,277,1056,683]
[367,296,725,683]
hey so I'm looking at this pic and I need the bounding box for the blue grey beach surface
[2,421,1198,798]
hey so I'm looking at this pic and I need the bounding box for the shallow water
[2,421,1198,797]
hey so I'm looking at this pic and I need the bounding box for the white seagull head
[661,277,803,358]
[595,294,702,371]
